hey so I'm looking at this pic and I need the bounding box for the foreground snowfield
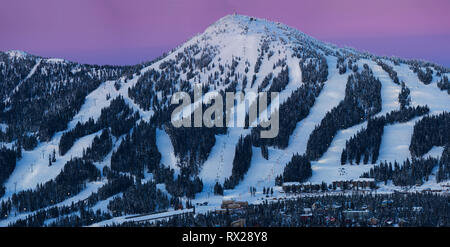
[1,15,449,226]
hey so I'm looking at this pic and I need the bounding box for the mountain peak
[4,50,29,59]
[208,14,293,34]
[202,14,327,52]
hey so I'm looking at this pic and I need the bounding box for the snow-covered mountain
[0,14,449,226]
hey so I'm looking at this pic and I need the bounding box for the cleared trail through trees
[4,58,41,104]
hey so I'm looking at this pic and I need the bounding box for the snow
[93,134,123,172]
[232,56,352,187]
[156,128,180,176]
[67,77,153,129]
[307,59,425,182]
[393,62,450,115]
[5,50,28,59]
[114,73,155,122]
[0,180,105,226]
[0,123,7,132]
[377,118,417,164]
[199,128,250,189]
[288,56,348,154]
[206,15,324,49]
[45,58,66,64]
[2,15,450,225]
[4,58,42,104]
[230,58,410,186]
[1,130,103,198]
[377,146,448,192]
[69,60,158,130]
[90,193,122,213]
[367,60,401,116]
[423,146,445,159]
[195,55,410,198]
[309,122,371,183]
[236,146,284,190]
[68,80,118,129]
[376,60,450,165]
[197,56,348,196]
[90,208,194,227]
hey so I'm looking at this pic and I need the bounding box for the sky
[1,0,449,67]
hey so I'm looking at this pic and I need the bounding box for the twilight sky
[1,0,449,66]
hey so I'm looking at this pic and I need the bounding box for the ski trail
[232,56,348,190]
[199,128,250,188]
[156,128,180,176]
[4,58,41,103]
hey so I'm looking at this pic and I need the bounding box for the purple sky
[1,0,449,66]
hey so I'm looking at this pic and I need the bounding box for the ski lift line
[214,134,227,184]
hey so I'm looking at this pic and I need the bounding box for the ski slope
[2,130,103,198]
[393,62,450,115]
[156,128,180,176]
